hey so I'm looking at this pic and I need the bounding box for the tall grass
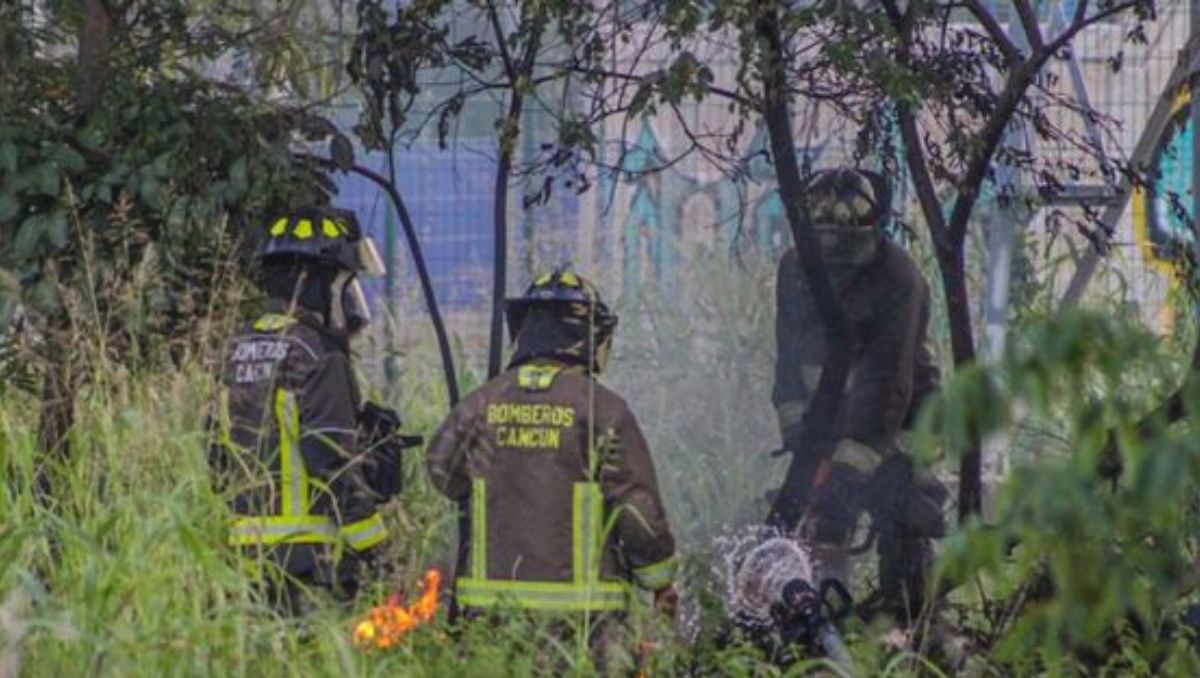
[8,235,1200,676]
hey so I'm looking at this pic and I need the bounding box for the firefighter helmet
[505,269,618,372]
[256,207,385,277]
[256,207,385,333]
[804,169,891,228]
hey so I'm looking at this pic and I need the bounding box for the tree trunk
[35,0,117,493]
[487,111,518,379]
[35,356,75,500]
[78,0,113,114]
[936,243,983,519]
[485,6,542,379]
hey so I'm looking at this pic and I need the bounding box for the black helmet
[804,169,891,228]
[505,269,618,373]
[504,269,616,340]
[256,207,385,276]
[256,207,384,334]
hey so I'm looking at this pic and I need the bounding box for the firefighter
[209,207,394,614]
[770,168,947,622]
[426,270,678,668]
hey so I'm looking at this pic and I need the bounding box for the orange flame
[353,569,441,649]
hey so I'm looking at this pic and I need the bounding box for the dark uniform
[427,271,678,618]
[772,241,940,453]
[428,360,677,611]
[209,209,391,610]
[770,169,947,621]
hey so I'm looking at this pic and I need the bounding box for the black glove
[358,401,423,500]
[810,462,869,543]
[867,454,948,540]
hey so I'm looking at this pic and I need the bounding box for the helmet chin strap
[287,269,309,317]
[328,269,354,331]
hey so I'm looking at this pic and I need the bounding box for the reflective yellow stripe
[217,388,236,450]
[229,516,336,545]
[456,578,629,612]
[253,313,297,332]
[275,389,307,516]
[572,482,602,585]
[471,479,487,580]
[340,513,387,551]
[633,555,678,591]
[518,364,561,391]
[269,217,288,236]
[465,481,625,612]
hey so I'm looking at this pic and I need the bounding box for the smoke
[0,590,30,678]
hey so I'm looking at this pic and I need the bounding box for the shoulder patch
[253,313,298,332]
[517,364,562,391]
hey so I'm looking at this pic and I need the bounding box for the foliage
[0,2,340,371]
[920,310,1200,673]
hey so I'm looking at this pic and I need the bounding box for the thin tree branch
[896,103,953,252]
[1012,0,1046,53]
[1047,0,1140,55]
[293,152,460,406]
[962,0,1020,65]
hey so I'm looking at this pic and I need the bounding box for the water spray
[716,529,858,675]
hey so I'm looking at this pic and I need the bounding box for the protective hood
[507,307,612,374]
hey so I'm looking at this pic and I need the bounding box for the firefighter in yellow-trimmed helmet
[208,207,397,614]
[770,169,947,624]
[427,269,678,672]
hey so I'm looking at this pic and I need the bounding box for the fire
[353,569,441,649]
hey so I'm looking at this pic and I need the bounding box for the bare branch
[896,103,952,251]
[962,0,1020,65]
[485,0,518,82]
[1047,0,1141,55]
[1012,0,1046,53]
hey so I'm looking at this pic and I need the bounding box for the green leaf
[227,156,248,201]
[27,274,59,315]
[0,192,18,221]
[77,125,106,150]
[0,143,16,175]
[15,212,46,258]
[139,177,164,212]
[45,210,68,249]
[51,145,87,173]
[330,133,355,171]
[33,163,61,197]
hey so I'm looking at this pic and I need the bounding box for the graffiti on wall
[1134,86,1194,279]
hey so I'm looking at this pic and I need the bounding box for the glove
[653,585,680,619]
[808,439,875,543]
[358,402,423,500]
[866,454,949,540]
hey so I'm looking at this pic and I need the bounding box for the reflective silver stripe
[457,578,629,612]
[229,516,336,545]
[573,482,602,585]
[831,439,882,473]
[471,479,487,579]
[341,513,387,551]
[775,400,807,431]
[274,389,306,516]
